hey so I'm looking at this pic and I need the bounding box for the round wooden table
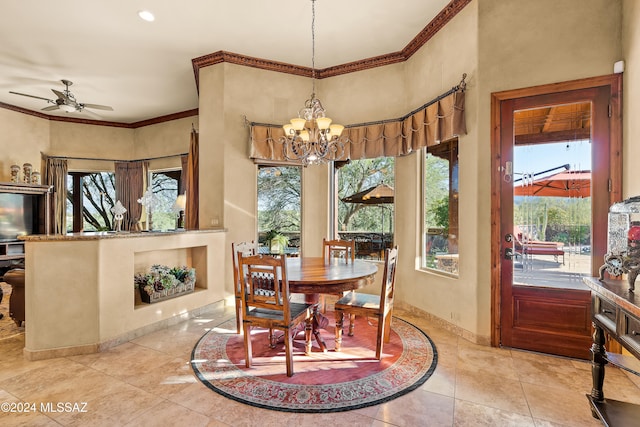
[285,257,378,352]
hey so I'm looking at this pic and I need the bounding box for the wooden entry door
[491,76,622,359]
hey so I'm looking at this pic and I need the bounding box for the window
[150,170,180,230]
[257,165,301,255]
[67,172,116,232]
[336,157,395,259]
[423,139,459,274]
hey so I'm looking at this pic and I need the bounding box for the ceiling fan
[9,79,113,113]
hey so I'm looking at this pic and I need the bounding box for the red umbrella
[514,170,590,198]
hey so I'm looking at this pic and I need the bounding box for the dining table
[285,256,378,352]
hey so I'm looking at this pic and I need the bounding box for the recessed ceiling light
[138,10,155,22]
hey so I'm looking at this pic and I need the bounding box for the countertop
[19,228,227,242]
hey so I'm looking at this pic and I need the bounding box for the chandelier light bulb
[316,117,332,130]
[329,124,344,137]
[290,118,307,131]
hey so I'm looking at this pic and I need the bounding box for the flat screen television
[0,193,37,242]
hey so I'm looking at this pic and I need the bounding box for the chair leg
[383,310,393,343]
[348,313,356,336]
[235,298,242,334]
[268,328,276,349]
[284,327,294,377]
[304,320,312,355]
[375,314,385,360]
[305,318,313,355]
[243,323,252,368]
[334,310,344,352]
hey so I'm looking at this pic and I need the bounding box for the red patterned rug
[191,312,437,413]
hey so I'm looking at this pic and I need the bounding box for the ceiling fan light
[59,104,76,113]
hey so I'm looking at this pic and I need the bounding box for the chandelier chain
[311,0,316,95]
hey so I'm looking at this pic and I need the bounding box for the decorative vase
[10,165,20,183]
[22,163,32,183]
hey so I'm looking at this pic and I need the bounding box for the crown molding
[0,101,198,129]
[192,0,471,85]
[130,109,199,128]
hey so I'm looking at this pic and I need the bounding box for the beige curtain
[185,129,199,229]
[249,90,466,162]
[44,157,68,234]
[115,161,147,231]
[180,154,188,195]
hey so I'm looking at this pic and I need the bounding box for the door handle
[504,247,520,260]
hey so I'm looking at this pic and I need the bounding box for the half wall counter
[20,229,227,360]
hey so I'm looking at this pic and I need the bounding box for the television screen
[0,193,36,241]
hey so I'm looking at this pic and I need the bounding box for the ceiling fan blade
[9,91,54,103]
[51,89,69,101]
[42,105,59,111]
[82,103,113,111]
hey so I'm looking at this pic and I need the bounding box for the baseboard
[395,301,491,346]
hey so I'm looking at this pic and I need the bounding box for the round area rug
[191,313,437,413]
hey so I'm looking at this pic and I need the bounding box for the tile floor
[1,304,639,426]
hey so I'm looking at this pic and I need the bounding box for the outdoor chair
[334,246,398,360]
[238,253,313,377]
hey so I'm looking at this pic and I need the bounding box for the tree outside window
[150,170,180,230]
[337,157,395,259]
[423,139,459,274]
[66,172,116,232]
[257,165,301,254]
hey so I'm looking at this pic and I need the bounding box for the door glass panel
[512,102,592,290]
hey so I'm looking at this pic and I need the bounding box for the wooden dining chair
[334,246,398,360]
[320,238,356,312]
[323,238,355,263]
[238,253,314,377]
[231,241,257,334]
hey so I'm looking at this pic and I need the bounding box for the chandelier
[281,0,345,166]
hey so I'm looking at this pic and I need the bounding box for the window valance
[249,84,466,162]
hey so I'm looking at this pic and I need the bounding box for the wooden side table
[583,277,640,425]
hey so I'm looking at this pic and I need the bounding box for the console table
[583,276,640,426]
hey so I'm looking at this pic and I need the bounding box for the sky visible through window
[514,140,591,182]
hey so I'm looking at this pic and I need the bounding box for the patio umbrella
[514,170,590,198]
[342,183,394,205]
[342,183,394,247]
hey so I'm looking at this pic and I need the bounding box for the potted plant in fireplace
[134,264,196,304]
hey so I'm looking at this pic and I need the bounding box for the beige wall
[0,109,50,181]
[394,1,480,338]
